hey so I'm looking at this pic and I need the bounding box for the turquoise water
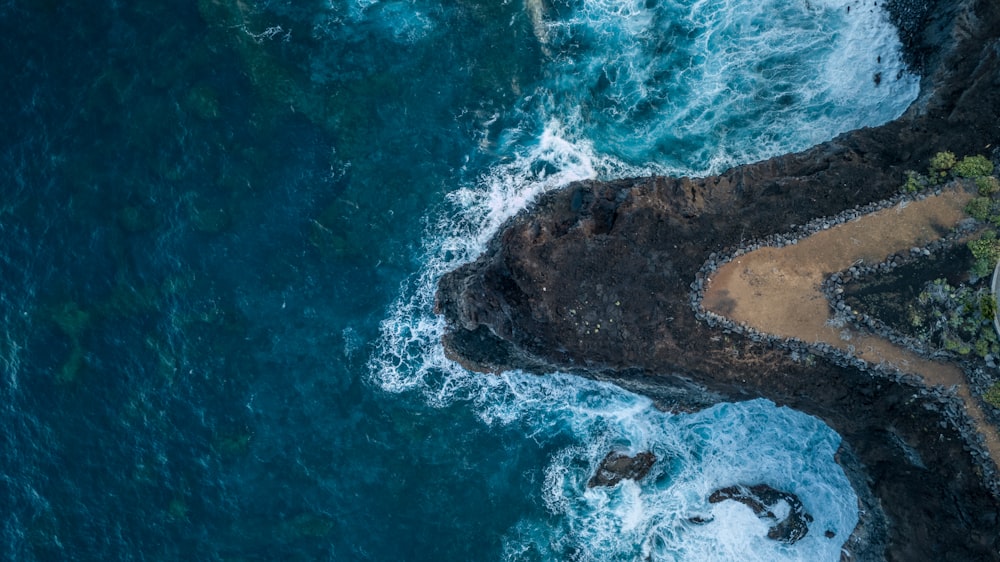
[1,0,917,560]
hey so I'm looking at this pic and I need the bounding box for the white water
[493,383,856,561]
[369,119,859,560]
[534,0,919,174]
[368,0,920,558]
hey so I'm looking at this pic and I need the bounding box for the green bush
[986,382,1000,409]
[977,175,1000,196]
[929,151,957,179]
[902,172,925,193]
[981,294,998,320]
[907,279,1000,358]
[954,155,994,178]
[966,196,992,221]
[969,232,1000,277]
[969,234,1000,261]
[976,338,991,358]
[973,258,996,278]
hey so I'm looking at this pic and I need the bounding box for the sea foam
[534,0,919,174]
[493,386,857,562]
[368,0,917,558]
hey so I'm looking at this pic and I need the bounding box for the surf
[369,0,917,558]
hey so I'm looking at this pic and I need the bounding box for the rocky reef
[707,484,814,544]
[587,450,657,488]
[435,0,1000,559]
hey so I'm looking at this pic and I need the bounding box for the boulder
[708,484,813,544]
[587,451,656,488]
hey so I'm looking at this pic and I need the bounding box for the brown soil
[703,185,1000,470]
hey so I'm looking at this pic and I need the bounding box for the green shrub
[973,258,996,278]
[929,151,957,179]
[966,196,992,221]
[969,233,1000,261]
[986,382,1000,409]
[954,155,994,178]
[969,233,1000,277]
[975,338,991,358]
[906,278,1000,358]
[977,175,1000,196]
[981,294,998,320]
[902,172,923,193]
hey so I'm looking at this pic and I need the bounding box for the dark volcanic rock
[436,0,1000,560]
[587,451,657,488]
[708,484,814,544]
[884,0,940,71]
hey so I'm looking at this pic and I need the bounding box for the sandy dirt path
[702,186,1000,474]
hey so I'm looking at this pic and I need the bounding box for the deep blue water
[1,1,917,560]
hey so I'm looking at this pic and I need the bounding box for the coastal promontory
[435,0,1000,559]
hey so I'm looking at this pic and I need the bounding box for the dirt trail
[702,186,1000,473]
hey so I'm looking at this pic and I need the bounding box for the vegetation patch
[954,154,994,178]
[905,151,1000,278]
[986,382,1000,409]
[928,150,957,182]
[907,279,999,359]
[976,175,1000,196]
[902,151,997,195]
[968,231,1000,277]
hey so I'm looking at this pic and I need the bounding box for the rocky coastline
[435,0,1000,560]
[689,185,1000,498]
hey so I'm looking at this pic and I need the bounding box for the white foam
[518,398,858,562]
[364,0,917,557]
[369,120,603,397]
[534,0,919,174]
[340,0,435,43]
[368,112,858,562]
[368,150,859,561]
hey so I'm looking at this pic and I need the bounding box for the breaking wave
[369,0,917,558]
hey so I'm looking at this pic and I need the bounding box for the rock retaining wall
[688,186,1000,498]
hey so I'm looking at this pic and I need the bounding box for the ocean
[1,0,918,560]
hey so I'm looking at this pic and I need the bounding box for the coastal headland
[435,0,1000,559]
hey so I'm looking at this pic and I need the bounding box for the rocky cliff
[436,0,1000,559]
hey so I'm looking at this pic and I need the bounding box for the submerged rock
[708,484,814,544]
[587,451,656,488]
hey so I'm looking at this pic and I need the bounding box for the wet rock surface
[435,0,1000,560]
[708,484,814,544]
[587,451,657,488]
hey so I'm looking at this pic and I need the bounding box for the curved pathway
[702,185,1000,475]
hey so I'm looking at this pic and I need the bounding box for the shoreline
[691,182,1000,497]
[434,0,1000,559]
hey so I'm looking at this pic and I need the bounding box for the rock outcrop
[587,451,657,488]
[708,484,814,544]
[435,0,1000,559]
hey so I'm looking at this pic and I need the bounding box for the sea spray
[370,121,602,395]
[368,0,919,558]
[369,127,860,555]
[532,0,919,173]
[0,0,923,558]
[488,380,858,562]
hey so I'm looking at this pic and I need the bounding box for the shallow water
[1,0,917,559]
